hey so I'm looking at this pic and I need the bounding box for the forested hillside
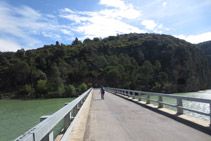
[0,33,210,99]
[198,41,211,65]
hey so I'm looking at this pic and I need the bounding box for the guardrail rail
[15,88,92,141]
[106,87,211,126]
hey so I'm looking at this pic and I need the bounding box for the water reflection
[174,90,211,121]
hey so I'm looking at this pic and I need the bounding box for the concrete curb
[66,89,93,141]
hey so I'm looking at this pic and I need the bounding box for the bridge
[15,88,211,141]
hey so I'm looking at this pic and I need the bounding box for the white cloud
[99,8,141,20]
[158,24,163,29]
[162,2,167,7]
[0,2,68,51]
[60,0,143,39]
[99,0,127,9]
[61,29,73,36]
[0,38,22,52]
[61,14,82,24]
[165,28,170,31]
[141,20,157,30]
[175,32,211,44]
[99,0,141,19]
[42,32,61,39]
[141,20,170,33]
[74,16,145,39]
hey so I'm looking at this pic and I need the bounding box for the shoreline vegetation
[0,82,88,99]
[0,33,211,99]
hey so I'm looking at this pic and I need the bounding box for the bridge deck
[84,89,210,141]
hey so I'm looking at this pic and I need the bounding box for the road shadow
[108,91,211,136]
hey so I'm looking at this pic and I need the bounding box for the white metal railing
[15,88,92,141]
[106,87,211,126]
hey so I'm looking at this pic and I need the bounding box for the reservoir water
[143,89,211,121]
[1,90,211,141]
[0,98,73,141]
[174,89,211,121]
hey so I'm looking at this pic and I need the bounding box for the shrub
[36,80,47,97]
[78,83,87,93]
[65,84,77,97]
[18,84,34,98]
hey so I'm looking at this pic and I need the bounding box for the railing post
[72,106,77,118]
[134,92,136,99]
[64,112,71,131]
[40,116,53,141]
[138,93,142,101]
[210,103,211,127]
[146,95,150,104]
[64,103,71,131]
[132,92,135,99]
[77,103,80,110]
[177,98,183,115]
[158,96,163,108]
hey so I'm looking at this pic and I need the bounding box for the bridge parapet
[106,87,211,127]
[15,88,93,141]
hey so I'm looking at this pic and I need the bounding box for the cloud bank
[176,32,211,44]
[60,0,144,39]
[0,2,67,52]
[0,0,210,52]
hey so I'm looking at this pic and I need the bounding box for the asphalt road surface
[84,89,211,141]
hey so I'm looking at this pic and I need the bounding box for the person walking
[100,86,105,100]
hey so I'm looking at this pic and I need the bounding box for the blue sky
[0,0,211,51]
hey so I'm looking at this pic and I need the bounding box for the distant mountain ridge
[0,33,211,98]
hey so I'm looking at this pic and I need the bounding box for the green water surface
[0,98,73,141]
[139,89,211,121]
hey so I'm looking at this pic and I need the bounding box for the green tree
[11,60,30,89]
[18,84,34,98]
[36,80,47,97]
[78,83,87,93]
[65,84,77,97]
[137,50,145,65]
[138,60,154,87]
[158,72,168,83]
[154,60,161,71]
[152,82,161,92]
[56,41,60,46]
[47,64,65,97]
[103,66,120,87]
[16,49,25,59]
[72,37,82,45]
